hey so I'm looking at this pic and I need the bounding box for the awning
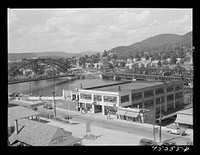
[175,114,193,125]
[125,111,139,118]
[116,110,126,116]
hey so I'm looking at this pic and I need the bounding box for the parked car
[161,141,176,146]
[139,138,157,146]
[43,103,53,109]
[166,124,187,136]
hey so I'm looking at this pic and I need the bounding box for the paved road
[37,106,190,145]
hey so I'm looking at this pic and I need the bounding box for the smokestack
[14,119,19,134]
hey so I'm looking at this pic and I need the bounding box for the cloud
[8,10,19,27]
[168,15,189,25]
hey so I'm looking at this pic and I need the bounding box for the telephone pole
[53,91,56,117]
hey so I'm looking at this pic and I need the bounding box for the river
[8,78,130,97]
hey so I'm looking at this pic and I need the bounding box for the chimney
[14,119,19,134]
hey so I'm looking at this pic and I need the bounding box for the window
[175,92,182,99]
[132,92,142,101]
[167,102,174,110]
[80,93,92,100]
[144,99,154,109]
[121,95,129,103]
[144,90,154,98]
[175,84,182,91]
[166,85,173,92]
[94,95,102,102]
[131,102,142,108]
[155,87,164,95]
[167,94,174,101]
[104,96,117,103]
[155,96,164,105]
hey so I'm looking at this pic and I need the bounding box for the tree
[102,50,108,57]
[170,56,177,65]
[119,61,126,68]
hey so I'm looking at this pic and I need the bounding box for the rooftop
[87,81,165,92]
[8,105,40,127]
[9,119,81,146]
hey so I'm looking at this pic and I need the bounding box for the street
[37,105,191,145]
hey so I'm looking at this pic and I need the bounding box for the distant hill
[8,50,101,62]
[109,31,192,58]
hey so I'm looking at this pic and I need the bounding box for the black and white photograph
[7,8,193,148]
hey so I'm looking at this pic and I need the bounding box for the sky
[8,8,192,53]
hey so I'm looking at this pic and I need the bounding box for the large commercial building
[63,80,184,124]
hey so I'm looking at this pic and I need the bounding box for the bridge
[8,58,78,85]
[100,72,193,84]
[8,58,72,77]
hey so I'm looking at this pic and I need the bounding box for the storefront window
[155,87,164,95]
[121,95,129,103]
[104,96,117,103]
[132,92,142,101]
[94,95,102,102]
[144,90,154,98]
[80,93,92,100]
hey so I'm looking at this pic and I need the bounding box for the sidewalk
[41,116,144,145]
[56,107,169,131]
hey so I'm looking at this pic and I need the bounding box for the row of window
[80,90,182,104]
[80,93,117,103]
[131,84,182,101]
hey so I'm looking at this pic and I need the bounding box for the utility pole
[159,99,162,142]
[53,91,56,117]
[153,106,156,142]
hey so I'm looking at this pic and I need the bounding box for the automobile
[166,124,187,136]
[43,103,53,109]
[161,141,177,146]
[139,138,157,146]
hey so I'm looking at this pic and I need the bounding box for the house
[9,119,82,146]
[8,105,40,137]
[175,108,193,129]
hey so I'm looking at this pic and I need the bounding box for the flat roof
[177,108,193,115]
[90,81,165,92]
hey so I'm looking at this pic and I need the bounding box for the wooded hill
[109,31,192,60]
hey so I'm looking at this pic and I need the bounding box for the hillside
[8,50,101,62]
[109,31,192,59]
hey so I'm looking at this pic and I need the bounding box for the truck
[166,124,187,136]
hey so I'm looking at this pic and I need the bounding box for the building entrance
[94,105,102,113]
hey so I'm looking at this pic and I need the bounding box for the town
[7,8,193,148]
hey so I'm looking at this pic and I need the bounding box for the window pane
[167,85,173,92]
[132,92,142,101]
[121,95,129,103]
[155,87,164,95]
[104,96,117,103]
[144,90,154,98]
[94,95,102,101]
[80,93,92,100]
